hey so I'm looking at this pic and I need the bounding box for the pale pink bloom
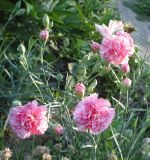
[39,30,49,41]
[116,31,135,56]
[90,41,101,52]
[100,35,132,65]
[73,93,115,134]
[95,20,124,37]
[95,24,110,37]
[122,78,132,88]
[9,100,48,139]
[75,83,86,96]
[54,124,64,135]
[121,64,130,73]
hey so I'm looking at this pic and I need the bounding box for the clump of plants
[0,1,150,160]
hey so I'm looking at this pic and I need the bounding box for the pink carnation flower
[121,63,130,73]
[90,41,101,52]
[116,31,134,57]
[39,30,49,41]
[73,94,115,134]
[9,100,48,139]
[95,20,124,37]
[100,35,132,65]
[75,83,86,96]
[54,124,64,135]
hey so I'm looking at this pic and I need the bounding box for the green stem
[40,42,46,64]
[126,90,129,112]
[91,135,97,160]
[110,125,123,160]
[109,65,120,84]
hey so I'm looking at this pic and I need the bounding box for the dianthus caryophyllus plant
[9,100,48,139]
[75,83,86,96]
[94,20,135,65]
[121,63,130,73]
[95,20,124,37]
[54,124,64,135]
[40,30,49,41]
[73,93,115,134]
[90,40,101,52]
[122,78,132,88]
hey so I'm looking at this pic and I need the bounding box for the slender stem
[40,42,46,64]
[110,125,123,160]
[126,90,129,111]
[91,134,97,160]
[109,65,120,84]
[32,135,35,151]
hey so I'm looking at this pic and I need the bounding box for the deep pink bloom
[9,100,48,139]
[95,20,124,37]
[116,31,134,57]
[54,124,64,135]
[75,83,86,96]
[73,94,115,134]
[122,78,132,88]
[90,41,101,52]
[121,64,130,73]
[39,30,49,41]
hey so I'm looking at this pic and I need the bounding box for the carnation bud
[24,154,32,160]
[40,30,49,41]
[90,40,101,52]
[75,83,86,97]
[88,79,97,93]
[54,143,62,150]
[17,44,26,54]
[32,146,50,157]
[61,157,70,160]
[42,14,49,29]
[121,64,130,73]
[68,145,75,153]
[122,78,132,88]
[12,100,22,107]
[109,153,118,160]
[103,66,111,73]
[54,124,64,135]
[124,22,136,33]
[42,153,52,160]
[141,138,150,156]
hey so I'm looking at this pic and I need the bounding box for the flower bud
[32,146,50,157]
[12,100,22,107]
[121,64,130,73]
[90,40,101,52]
[40,30,49,41]
[122,78,132,88]
[17,44,26,54]
[54,124,64,135]
[24,154,32,160]
[75,83,85,96]
[42,153,52,160]
[54,143,62,150]
[110,153,118,160]
[61,157,69,160]
[42,14,49,29]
